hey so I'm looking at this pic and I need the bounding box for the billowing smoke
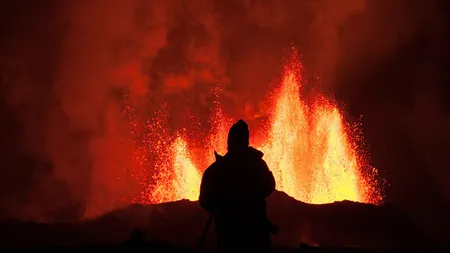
[0,0,448,242]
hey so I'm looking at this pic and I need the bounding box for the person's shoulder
[204,161,218,173]
[247,146,264,159]
[204,151,226,175]
[214,150,226,162]
[247,147,270,169]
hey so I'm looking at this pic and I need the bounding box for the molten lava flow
[257,69,311,202]
[171,136,202,201]
[207,86,233,159]
[256,59,365,203]
[310,105,360,203]
[124,50,380,205]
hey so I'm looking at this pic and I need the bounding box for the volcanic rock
[0,190,426,249]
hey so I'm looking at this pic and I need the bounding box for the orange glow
[124,49,381,205]
[171,136,202,201]
[255,57,365,203]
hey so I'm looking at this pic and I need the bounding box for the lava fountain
[125,50,381,205]
[256,56,366,203]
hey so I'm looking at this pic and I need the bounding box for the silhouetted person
[199,119,277,253]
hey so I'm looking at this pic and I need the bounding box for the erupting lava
[125,50,381,205]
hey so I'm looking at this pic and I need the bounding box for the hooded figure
[199,120,277,253]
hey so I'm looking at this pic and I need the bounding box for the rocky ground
[0,190,429,249]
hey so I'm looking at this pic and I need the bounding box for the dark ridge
[0,190,430,249]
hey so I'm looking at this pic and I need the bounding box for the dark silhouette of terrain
[0,190,430,250]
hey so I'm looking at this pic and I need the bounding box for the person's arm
[199,167,216,213]
[257,159,276,198]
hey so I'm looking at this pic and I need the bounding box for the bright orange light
[125,49,381,205]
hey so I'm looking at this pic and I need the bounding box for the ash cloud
[0,0,449,243]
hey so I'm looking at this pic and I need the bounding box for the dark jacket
[199,146,276,236]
